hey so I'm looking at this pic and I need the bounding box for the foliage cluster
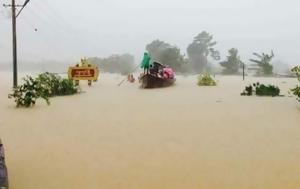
[8,76,51,107]
[198,74,217,86]
[290,66,300,101]
[8,73,78,108]
[36,72,77,96]
[241,82,280,97]
[220,48,244,74]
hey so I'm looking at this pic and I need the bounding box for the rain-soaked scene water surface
[1,0,300,188]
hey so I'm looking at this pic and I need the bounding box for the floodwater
[0,72,300,189]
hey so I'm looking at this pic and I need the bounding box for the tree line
[88,31,286,75]
[147,31,277,75]
[88,54,136,75]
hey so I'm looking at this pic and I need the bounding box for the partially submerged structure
[68,58,99,86]
[0,139,8,189]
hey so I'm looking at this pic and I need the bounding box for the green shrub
[9,72,78,108]
[254,83,280,96]
[198,74,217,86]
[8,76,50,107]
[241,82,280,97]
[36,72,77,96]
[58,79,78,96]
[290,66,300,101]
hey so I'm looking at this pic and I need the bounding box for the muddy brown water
[0,73,300,189]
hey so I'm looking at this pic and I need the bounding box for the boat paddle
[118,64,141,86]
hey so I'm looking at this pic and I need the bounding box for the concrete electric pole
[3,0,31,87]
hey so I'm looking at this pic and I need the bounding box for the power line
[28,1,72,34]
[38,0,71,28]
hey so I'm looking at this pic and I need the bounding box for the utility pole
[3,0,31,88]
[243,63,245,81]
[11,0,18,87]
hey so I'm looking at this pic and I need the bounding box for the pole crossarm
[3,0,31,18]
[3,4,23,7]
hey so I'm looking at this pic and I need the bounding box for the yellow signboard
[68,58,99,86]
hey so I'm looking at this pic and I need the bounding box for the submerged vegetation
[8,76,51,107]
[9,73,78,108]
[241,82,280,97]
[36,72,77,96]
[290,66,300,101]
[198,74,217,86]
[255,83,280,96]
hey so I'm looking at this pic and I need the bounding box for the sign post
[68,58,99,86]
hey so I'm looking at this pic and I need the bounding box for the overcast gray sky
[0,0,299,65]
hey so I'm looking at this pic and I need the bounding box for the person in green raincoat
[141,52,151,74]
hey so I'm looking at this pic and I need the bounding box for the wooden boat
[139,73,176,88]
[0,139,8,189]
[139,62,176,88]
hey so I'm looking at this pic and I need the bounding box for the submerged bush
[290,66,300,101]
[8,76,50,107]
[9,72,78,108]
[36,72,77,96]
[58,79,78,96]
[241,82,280,97]
[198,74,217,86]
[254,83,280,96]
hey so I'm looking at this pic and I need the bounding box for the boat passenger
[141,52,151,74]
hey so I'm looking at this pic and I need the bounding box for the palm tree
[249,51,274,75]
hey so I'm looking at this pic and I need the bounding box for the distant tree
[187,31,220,73]
[249,51,274,75]
[146,39,188,73]
[88,54,135,75]
[146,40,170,56]
[220,48,243,74]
